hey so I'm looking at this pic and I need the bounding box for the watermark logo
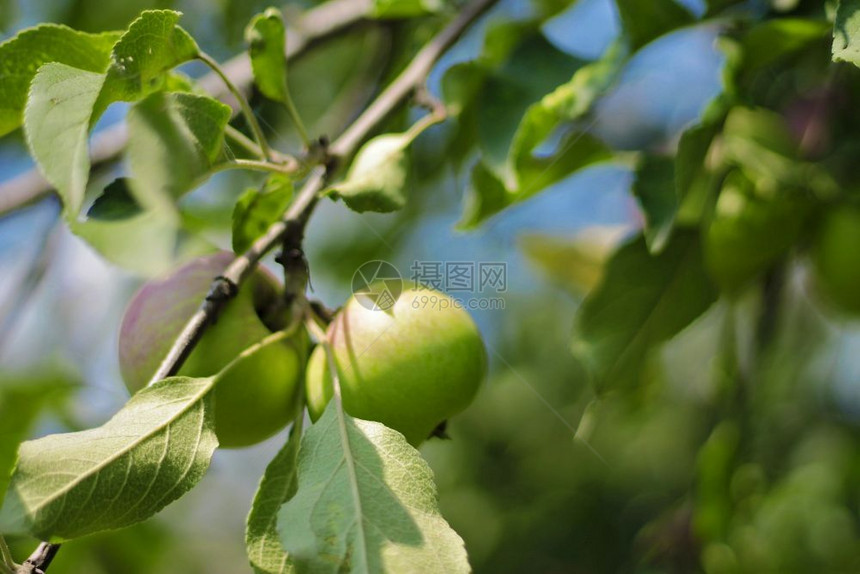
[352,259,508,311]
[352,260,402,310]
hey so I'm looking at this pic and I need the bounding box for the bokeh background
[3,0,860,572]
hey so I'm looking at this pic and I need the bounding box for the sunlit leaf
[0,25,119,136]
[741,19,829,74]
[833,0,860,66]
[246,419,302,574]
[233,175,293,254]
[0,372,73,510]
[278,403,469,573]
[24,63,106,218]
[329,133,415,213]
[572,230,718,390]
[0,377,217,541]
[95,9,199,115]
[246,8,290,105]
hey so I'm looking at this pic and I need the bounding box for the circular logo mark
[352,260,402,311]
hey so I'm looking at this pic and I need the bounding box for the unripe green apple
[119,252,304,448]
[811,205,860,314]
[305,285,486,446]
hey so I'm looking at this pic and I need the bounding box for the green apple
[305,284,486,446]
[812,205,860,314]
[119,252,304,448]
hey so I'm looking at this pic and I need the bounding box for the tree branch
[26,0,498,570]
[0,0,373,219]
[149,0,497,384]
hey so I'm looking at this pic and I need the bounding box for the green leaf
[742,19,829,74]
[329,132,415,213]
[613,0,694,50]
[0,377,217,541]
[459,161,509,230]
[509,43,623,188]
[834,0,860,66]
[246,8,290,105]
[87,178,143,221]
[632,155,677,253]
[572,229,718,390]
[23,63,107,218]
[0,372,72,510]
[369,0,443,19]
[0,24,119,136]
[126,91,231,212]
[246,420,302,574]
[72,213,183,277]
[675,121,719,201]
[232,175,293,254]
[95,9,200,115]
[278,403,469,573]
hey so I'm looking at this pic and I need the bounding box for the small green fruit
[812,205,860,314]
[119,252,304,448]
[305,285,486,446]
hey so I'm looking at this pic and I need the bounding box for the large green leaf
[0,373,72,511]
[741,19,829,74]
[95,9,199,115]
[0,377,217,541]
[613,0,694,51]
[278,403,469,573]
[0,25,119,136]
[126,91,231,212]
[24,63,107,218]
[246,8,290,105]
[834,0,860,66]
[233,175,293,254]
[572,230,718,390]
[246,419,302,574]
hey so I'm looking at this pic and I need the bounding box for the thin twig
[0,0,372,218]
[198,51,274,161]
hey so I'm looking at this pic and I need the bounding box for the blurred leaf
[370,0,443,19]
[24,63,107,217]
[246,419,302,574]
[329,131,419,213]
[741,19,829,74]
[477,33,583,178]
[632,155,677,253]
[519,228,626,294]
[0,373,72,509]
[278,403,469,573]
[246,8,289,105]
[703,169,811,292]
[441,61,486,117]
[509,42,623,188]
[0,25,119,136]
[0,377,217,541]
[87,178,143,220]
[458,161,508,229]
[72,212,182,277]
[95,9,199,115]
[232,175,293,254]
[572,230,718,390]
[694,421,739,542]
[833,0,860,66]
[675,122,719,200]
[126,91,231,211]
[613,0,694,51]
